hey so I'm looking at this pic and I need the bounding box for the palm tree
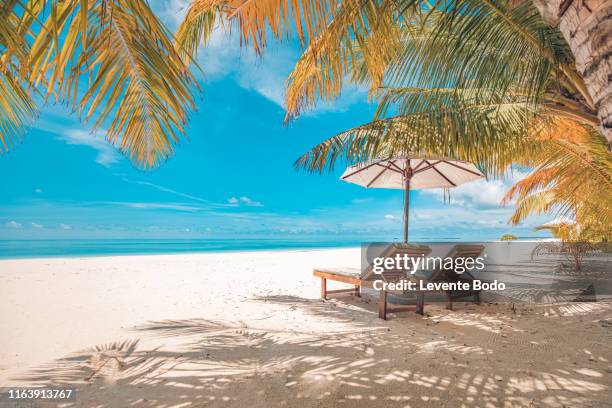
[531,0,612,145]
[175,1,603,138]
[0,0,198,169]
[176,0,610,231]
[291,1,610,229]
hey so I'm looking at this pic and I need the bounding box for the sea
[0,236,548,259]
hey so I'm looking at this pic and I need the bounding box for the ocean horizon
[0,236,550,259]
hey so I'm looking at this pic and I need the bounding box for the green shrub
[500,234,518,241]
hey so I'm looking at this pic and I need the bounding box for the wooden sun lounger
[314,243,432,320]
[314,267,366,298]
[425,244,485,310]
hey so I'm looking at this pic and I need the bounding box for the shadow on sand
[10,291,612,407]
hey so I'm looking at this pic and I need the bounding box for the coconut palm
[531,0,612,145]
[290,2,610,230]
[0,0,198,168]
[283,2,600,167]
[176,0,609,232]
[176,1,599,133]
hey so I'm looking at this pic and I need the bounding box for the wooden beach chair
[313,243,432,320]
[424,244,485,310]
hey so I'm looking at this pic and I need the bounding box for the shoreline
[0,243,363,261]
[0,237,555,261]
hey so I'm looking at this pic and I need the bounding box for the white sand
[1,248,611,407]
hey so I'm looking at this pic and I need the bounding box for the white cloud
[35,188,43,193]
[120,202,202,212]
[239,196,263,207]
[33,109,121,168]
[228,196,263,207]
[423,171,529,209]
[351,198,373,204]
[122,179,231,208]
[192,25,293,107]
[407,207,510,230]
[384,214,396,220]
[152,0,191,28]
[152,11,368,113]
[31,222,43,228]
[59,223,72,230]
[6,221,22,229]
[448,179,509,207]
[403,201,551,234]
[225,38,367,113]
[56,129,120,167]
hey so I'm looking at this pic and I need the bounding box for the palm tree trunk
[533,0,612,145]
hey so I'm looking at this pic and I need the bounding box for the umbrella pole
[404,168,411,243]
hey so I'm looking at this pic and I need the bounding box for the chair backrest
[428,244,485,282]
[363,243,432,280]
[447,244,485,259]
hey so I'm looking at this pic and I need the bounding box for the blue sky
[0,0,551,241]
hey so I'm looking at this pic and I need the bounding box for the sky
[0,0,551,242]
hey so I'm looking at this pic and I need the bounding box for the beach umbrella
[341,157,484,242]
[535,216,579,238]
[536,217,576,229]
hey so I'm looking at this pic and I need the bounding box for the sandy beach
[1,248,611,407]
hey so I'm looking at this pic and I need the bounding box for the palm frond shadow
[17,339,168,386]
[255,293,389,321]
[12,294,612,407]
[482,255,612,304]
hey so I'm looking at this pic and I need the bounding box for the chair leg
[378,290,387,320]
[355,285,361,297]
[446,291,453,310]
[320,278,327,299]
[416,292,425,315]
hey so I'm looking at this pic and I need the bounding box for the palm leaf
[503,124,611,227]
[0,0,41,151]
[175,0,341,57]
[284,0,592,120]
[284,0,405,121]
[0,69,37,152]
[25,0,198,168]
[175,1,221,63]
[295,95,540,177]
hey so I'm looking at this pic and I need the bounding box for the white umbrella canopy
[341,157,484,242]
[537,217,576,228]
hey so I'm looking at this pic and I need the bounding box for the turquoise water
[0,236,547,259]
[0,238,364,259]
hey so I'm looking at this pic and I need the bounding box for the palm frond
[0,69,37,152]
[508,190,561,225]
[295,95,540,177]
[0,0,42,151]
[501,166,558,204]
[175,1,222,63]
[284,0,585,119]
[175,0,409,120]
[385,2,569,112]
[175,0,341,58]
[282,0,608,235]
[503,124,611,227]
[284,0,405,121]
[26,0,198,168]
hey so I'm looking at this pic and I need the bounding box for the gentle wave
[0,237,548,259]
